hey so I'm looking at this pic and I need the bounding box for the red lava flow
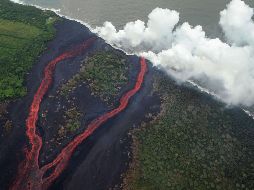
[10,36,147,190]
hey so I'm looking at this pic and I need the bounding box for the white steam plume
[94,8,179,52]
[95,0,254,107]
[9,0,23,3]
[220,0,254,46]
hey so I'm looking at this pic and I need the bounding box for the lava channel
[10,36,147,190]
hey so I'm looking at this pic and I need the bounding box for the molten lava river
[10,37,148,190]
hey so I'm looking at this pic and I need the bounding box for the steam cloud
[95,0,254,106]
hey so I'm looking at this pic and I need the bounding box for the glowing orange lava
[10,36,147,190]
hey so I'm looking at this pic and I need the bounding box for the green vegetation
[58,107,82,138]
[59,51,128,103]
[65,107,82,132]
[125,73,254,190]
[0,0,58,100]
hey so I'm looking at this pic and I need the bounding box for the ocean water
[21,0,254,38]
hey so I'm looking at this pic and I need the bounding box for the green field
[0,0,58,100]
[125,73,254,190]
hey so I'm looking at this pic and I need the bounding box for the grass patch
[0,19,41,38]
[125,73,254,190]
[0,0,58,100]
[59,51,129,103]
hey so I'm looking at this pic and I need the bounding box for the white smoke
[95,0,254,106]
[95,8,179,52]
[220,0,254,46]
[9,0,24,3]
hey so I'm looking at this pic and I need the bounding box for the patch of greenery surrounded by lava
[125,73,254,190]
[59,51,129,104]
[57,107,82,140]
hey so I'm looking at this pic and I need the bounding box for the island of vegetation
[59,51,129,105]
[53,51,130,143]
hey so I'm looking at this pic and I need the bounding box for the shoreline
[122,68,254,189]
[9,0,254,120]
[2,1,254,189]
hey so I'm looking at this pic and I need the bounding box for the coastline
[2,1,254,190]
[9,0,254,120]
[122,68,254,189]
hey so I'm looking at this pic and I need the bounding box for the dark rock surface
[0,18,160,190]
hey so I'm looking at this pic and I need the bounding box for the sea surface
[20,0,254,38]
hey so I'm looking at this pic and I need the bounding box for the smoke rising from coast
[95,0,254,106]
